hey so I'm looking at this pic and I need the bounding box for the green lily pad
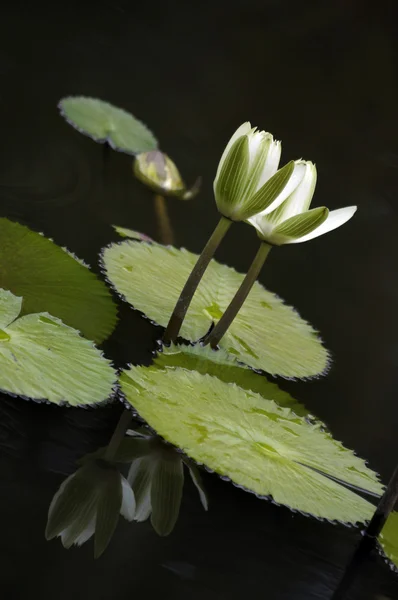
[0,218,117,344]
[0,288,116,405]
[378,511,398,572]
[155,343,310,418]
[102,241,328,378]
[120,365,382,522]
[59,97,158,155]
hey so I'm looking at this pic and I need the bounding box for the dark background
[0,1,397,598]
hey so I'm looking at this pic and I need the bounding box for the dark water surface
[0,2,397,598]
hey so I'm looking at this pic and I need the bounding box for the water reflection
[0,1,397,598]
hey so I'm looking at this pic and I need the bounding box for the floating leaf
[155,343,311,418]
[112,225,153,242]
[102,241,328,377]
[59,96,158,155]
[0,289,116,405]
[120,365,382,522]
[378,511,398,572]
[0,218,117,344]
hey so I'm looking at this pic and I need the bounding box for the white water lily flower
[45,461,135,558]
[214,122,306,221]
[248,161,357,245]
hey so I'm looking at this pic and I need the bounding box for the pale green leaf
[155,343,311,418]
[271,207,329,245]
[0,289,116,405]
[378,511,398,572]
[59,96,158,155]
[46,464,102,543]
[0,218,117,344]
[120,366,382,522]
[102,241,328,378]
[241,160,295,220]
[0,289,22,329]
[150,450,184,536]
[214,135,250,219]
[112,225,153,242]
[94,469,123,558]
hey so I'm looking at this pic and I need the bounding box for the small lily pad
[102,241,329,378]
[120,365,382,523]
[378,511,398,572]
[0,288,116,405]
[155,343,310,418]
[0,218,117,344]
[59,97,158,155]
[112,226,153,242]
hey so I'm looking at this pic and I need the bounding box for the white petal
[247,213,275,241]
[128,456,154,522]
[259,161,307,217]
[135,488,152,522]
[120,475,136,521]
[255,139,281,191]
[74,518,96,546]
[286,206,357,243]
[214,122,252,182]
[247,129,270,169]
[60,517,96,547]
[274,161,317,221]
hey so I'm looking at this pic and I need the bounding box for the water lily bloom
[126,433,208,536]
[247,160,357,245]
[134,150,200,200]
[45,461,135,558]
[213,122,306,221]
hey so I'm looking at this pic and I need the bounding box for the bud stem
[154,194,175,245]
[204,241,271,348]
[163,216,232,344]
[104,409,132,462]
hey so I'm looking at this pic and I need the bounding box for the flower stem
[204,241,271,348]
[163,215,232,344]
[104,409,132,462]
[154,194,175,245]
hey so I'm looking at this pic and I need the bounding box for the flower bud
[134,150,200,200]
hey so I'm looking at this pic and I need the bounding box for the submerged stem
[331,465,398,600]
[104,409,132,462]
[154,194,175,245]
[364,463,398,539]
[163,215,232,344]
[204,241,271,348]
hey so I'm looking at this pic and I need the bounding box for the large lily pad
[102,240,328,377]
[378,511,398,572]
[0,289,116,405]
[120,365,382,522]
[59,97,158,155]
[155,343,310,418]
[0,218,117,344]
